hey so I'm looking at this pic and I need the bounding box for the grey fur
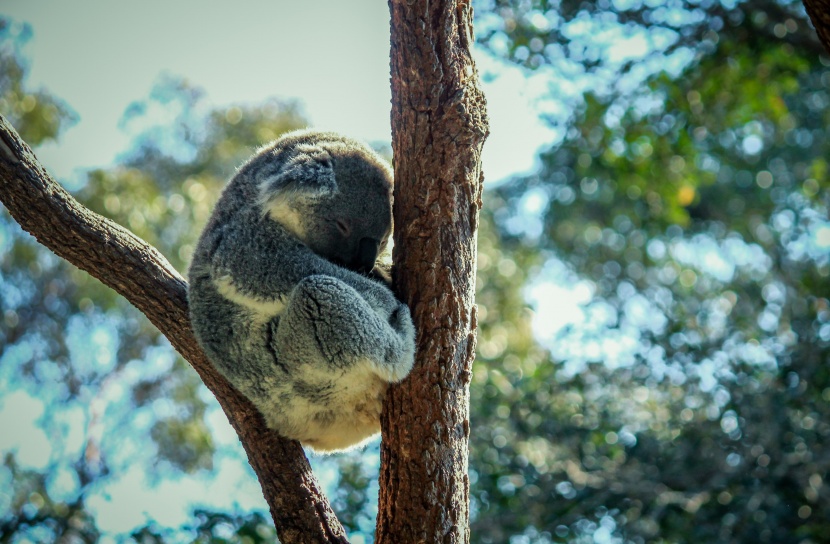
[188,129,415,452]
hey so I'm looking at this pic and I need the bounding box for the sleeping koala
[188,129,416,452]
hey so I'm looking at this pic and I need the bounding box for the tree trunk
[0,118,347,544]
[378,1,488,543]
[802,0,830,54]
[0,0,488,540]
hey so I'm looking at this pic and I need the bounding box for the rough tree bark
[378,1,488,543]
[802,0,830,54]
[0,117,347,544]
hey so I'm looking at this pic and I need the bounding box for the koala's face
[256,131,394,274]
[299,154,392,273]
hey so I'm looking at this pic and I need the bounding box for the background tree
[469,1,830,542]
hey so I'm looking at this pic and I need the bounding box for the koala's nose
[356,237,381,274]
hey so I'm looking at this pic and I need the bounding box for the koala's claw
[389,303,414,337]
[389,304,403,325]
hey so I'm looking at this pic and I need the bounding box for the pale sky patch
[0,390,52,470]
[88,456,266,534]
[3,0,557,185]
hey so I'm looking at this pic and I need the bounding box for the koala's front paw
[377,302,415,382]
[390,302,415,345]
[363,284,399,322]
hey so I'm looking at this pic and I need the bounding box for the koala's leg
[270,275,415,450]
[273,275,413,382]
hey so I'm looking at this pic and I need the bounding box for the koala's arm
[274,275,415,383]
[200,213,408,328]
[193,217,291,318]
[197,218,415,380]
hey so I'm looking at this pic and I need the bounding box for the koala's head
[254,130,393,274]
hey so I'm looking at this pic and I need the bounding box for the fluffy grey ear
[259,143,337,206]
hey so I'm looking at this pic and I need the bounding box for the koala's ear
[258,143,337,206]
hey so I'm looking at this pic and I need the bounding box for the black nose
[355,237,380,274]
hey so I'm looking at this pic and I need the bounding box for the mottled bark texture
[378,1,488,543]
[803,0,830,54]
[0,116,347,544]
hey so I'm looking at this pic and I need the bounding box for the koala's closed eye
[335,219,351,238]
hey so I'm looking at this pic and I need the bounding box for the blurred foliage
[129,510,277,544]
[0,20,76,146]
[469,1,830,543]
[0,454,100,542]
[329,455,379,536]
[475,0,824,73]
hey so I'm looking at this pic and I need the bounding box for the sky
[3,0,558,184]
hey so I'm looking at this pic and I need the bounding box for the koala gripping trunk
[379,1,488,543]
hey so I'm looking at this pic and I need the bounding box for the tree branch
[802,0,830,55]
[378,0,489,542]
[0,115,348,544]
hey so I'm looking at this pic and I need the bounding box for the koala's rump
[262,360,389,452]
